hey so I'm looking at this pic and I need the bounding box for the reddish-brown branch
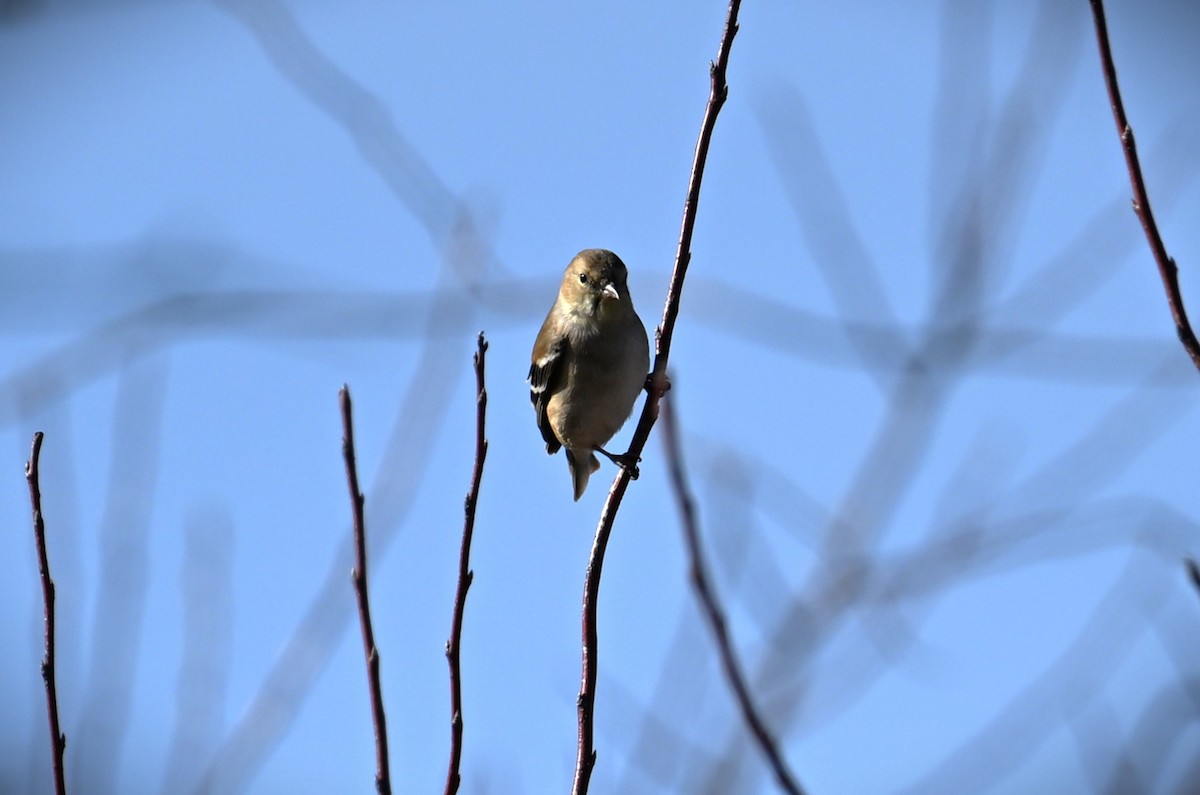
[660,398,807,795]
[572,2,742,793]
[341,387,392,795]
[444,333,489,795]
[27,432,68,795]
[1088,0,1200,374]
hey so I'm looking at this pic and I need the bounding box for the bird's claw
[596,446,641,480]
[615,453,640,480]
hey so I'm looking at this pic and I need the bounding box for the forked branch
[573,2,743,793]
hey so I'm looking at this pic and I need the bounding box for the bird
[529,249,650,500]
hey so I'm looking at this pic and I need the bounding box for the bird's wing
[529,328,566,454]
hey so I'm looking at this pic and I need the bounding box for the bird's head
[560,248,631,319]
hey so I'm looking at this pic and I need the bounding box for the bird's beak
[602,283,619,301]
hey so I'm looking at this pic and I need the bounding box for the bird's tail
[566,449,601,501]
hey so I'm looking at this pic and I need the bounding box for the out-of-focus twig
[77,361,166,794]
[27,432,67,795]
[660,397,807,795]
[161,507,235,795]
[695,9,1091,783]
[1186,558,1200,598]
[897,547,1172,794]
[572,2,742,793]
[197,2,495,783]
[1088,0,1200,374]
[340,387,392,795]
[444,333,489,795]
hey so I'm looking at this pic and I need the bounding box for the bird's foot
[596,445,640,480]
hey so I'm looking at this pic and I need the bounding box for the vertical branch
[660,397,807,795]
[27,432,68,795]
[1088,0,1200,374]
[444,333,489,795]
[341,387,392,795]
[77,360,166,791]
[572,2,742,793]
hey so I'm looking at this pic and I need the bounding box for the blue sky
[2,1,1199,793]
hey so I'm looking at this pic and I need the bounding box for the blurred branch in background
[1068,699,1144,794]
[897,544,1173,794]
[209,0,468,249]
[192,0,503,789]
[74,360,167,795]
[1088,0,1200,375]
[193,269,475,794]
[661,394,806,795]
[208,0,526,309]
[6,264,1197,433]
[4,1,1199,793]
[160,506,234,795]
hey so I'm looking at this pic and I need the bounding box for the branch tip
[341,391,392,795]
[28,431,67,795]
[445,332,489,795]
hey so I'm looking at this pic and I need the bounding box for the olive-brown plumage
[529,249,650,500]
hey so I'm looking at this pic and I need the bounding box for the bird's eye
[578,273,588,284]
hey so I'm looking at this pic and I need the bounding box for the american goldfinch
[529,249,650,500]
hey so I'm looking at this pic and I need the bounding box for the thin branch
[660,397,807,795]
[444,333,489,795]
[572,2,742,793]
[27,431,67,795]
[1088,0,1200,374]
[341,387,392,795]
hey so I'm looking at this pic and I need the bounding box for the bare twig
[27,432,67,795]
[444,333,489,795]
[1088,0,1200,374]
[340,387,392,795]
[660,397,807,794]
[572,2,742,793]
